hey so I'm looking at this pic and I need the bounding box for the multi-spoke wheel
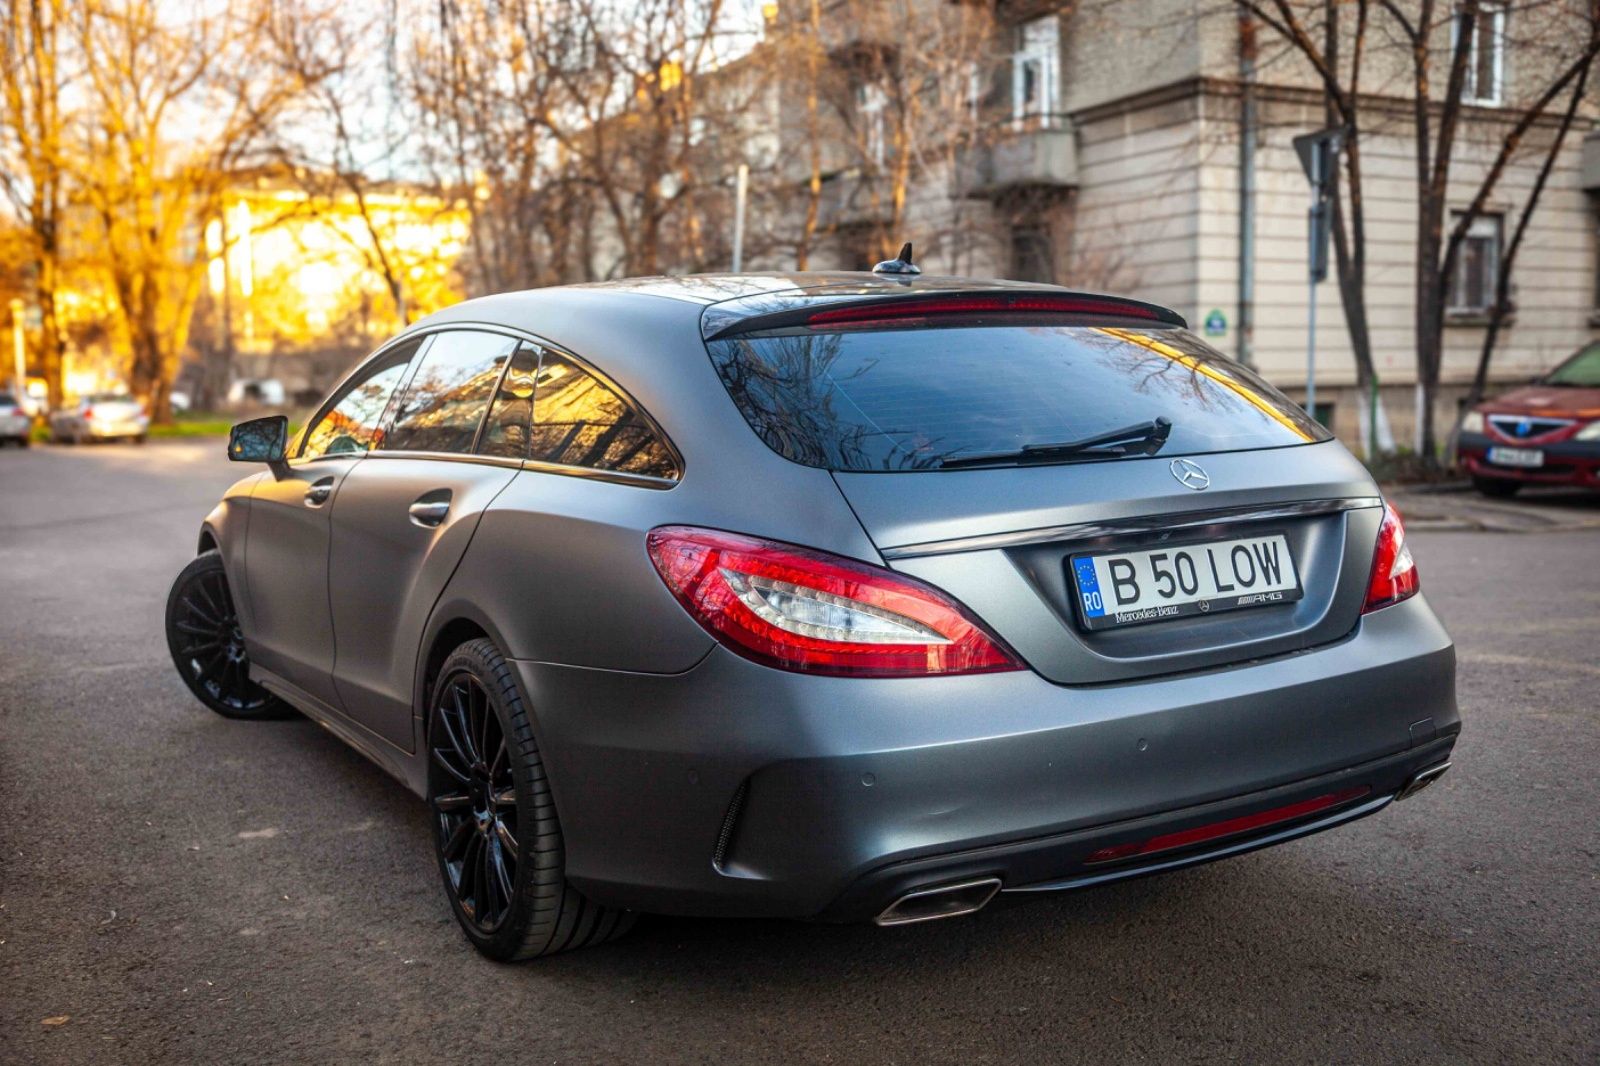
[431,671,520,934]
[164,551,289,719]
[427,638,635,960]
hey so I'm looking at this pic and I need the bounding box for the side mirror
[228,415,288,464]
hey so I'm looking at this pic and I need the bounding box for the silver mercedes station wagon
[166,267,1457,961]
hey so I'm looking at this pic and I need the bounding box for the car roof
[411,272,1184,343]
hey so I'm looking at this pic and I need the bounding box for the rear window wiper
[937,417,1173,470]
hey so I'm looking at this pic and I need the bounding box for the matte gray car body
[196,273,1458,926]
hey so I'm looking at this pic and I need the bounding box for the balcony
[958,126,1078,200]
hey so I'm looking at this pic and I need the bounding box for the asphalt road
[2,439,1596,1065]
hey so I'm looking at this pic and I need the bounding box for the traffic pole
[9,298,24,400]
[731,163,749,273]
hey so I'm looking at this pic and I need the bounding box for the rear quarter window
[706,324,1328,471]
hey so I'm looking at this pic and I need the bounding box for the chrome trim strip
[362,449,527,471]
[521,458,679,489]
[1487,414,1573,432]
[878,496,1384,559]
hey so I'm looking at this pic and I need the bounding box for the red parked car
[1458,343,1600,497]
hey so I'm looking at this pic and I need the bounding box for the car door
[241,336,424,709]
[325,329,535,751]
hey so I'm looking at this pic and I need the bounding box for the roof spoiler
[702,290,1187,340]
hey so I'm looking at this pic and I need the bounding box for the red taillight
[1083,786,1371,865]
[646,526,1023,677]
[82,406,94,419]
[805,294,1163,330]
[1363,501,1420,613]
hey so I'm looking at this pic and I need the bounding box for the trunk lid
[834,441,1383,684]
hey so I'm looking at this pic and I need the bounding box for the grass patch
[150,419,234,438]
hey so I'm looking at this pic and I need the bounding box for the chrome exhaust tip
[1397,760,1451,802]
[874,877,1002,927]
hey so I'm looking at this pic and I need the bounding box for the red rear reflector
[805,294,1162,329]
[646,526,1023,677]
[1083,786,1371,865]
[1362,501,1419,613]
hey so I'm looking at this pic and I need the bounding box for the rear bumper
[1459,431,1600,487]
[0,415,29,438]
[513,593,1457,921]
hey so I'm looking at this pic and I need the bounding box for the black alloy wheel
[164,551,289,719]
[427,639,635,960]
[430,669,520,934]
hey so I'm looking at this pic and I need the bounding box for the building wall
[1052,2,1600,447]
[732,1,1600,449]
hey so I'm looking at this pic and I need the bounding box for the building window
[1458,3,1506,105]
[856,82,887,166]
[1011,15,1060,130]
[1010,224,1054,284]
[1448,212,1502,313]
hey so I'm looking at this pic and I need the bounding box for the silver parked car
[166,266,1458,961]
[0,392,31,446]
[50,392,149,443]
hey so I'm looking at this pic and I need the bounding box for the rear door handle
[304,477,335,507]
[408,497,451,528]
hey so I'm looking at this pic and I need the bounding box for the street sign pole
[9,298,24,400]
[731,163,749,273]
[1292,128,1342,425]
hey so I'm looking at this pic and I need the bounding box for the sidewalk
[1384,483,1600,533]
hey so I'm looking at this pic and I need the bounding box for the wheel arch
[410,603,525,783]
[197,525,220,555]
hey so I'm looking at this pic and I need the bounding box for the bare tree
[1465,59,1591,411]
[0,0,68,406]
[258,2,438,326]
[1385,0,1599,458]
[69,0,303,420]
[410,0,586,292]
[1242,0,1600,459]
[1237,0,1381,450]
[532,0,762,278]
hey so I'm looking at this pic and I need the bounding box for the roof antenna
[872,241,921,276]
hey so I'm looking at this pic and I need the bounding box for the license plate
[1070,534,1302,630]
[1487,446,1543,468]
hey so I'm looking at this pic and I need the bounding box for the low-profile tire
[427,638,636,961]
[1472,475,1521,498]
[133,433,147,444]
[165,551,291,720]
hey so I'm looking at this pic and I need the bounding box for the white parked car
[0,391,31,446]
[0,390,31,444]
[49,393,150,444]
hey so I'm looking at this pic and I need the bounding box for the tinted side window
[300,338,421,460]
[384,330,518,454]
[478,342,541,460]
[528,351,679,479]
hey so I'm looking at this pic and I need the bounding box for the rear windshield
[706,324,1330,471]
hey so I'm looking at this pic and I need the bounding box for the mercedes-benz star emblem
[1170,457,1210,491]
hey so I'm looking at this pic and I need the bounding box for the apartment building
[741,0,1600,451]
